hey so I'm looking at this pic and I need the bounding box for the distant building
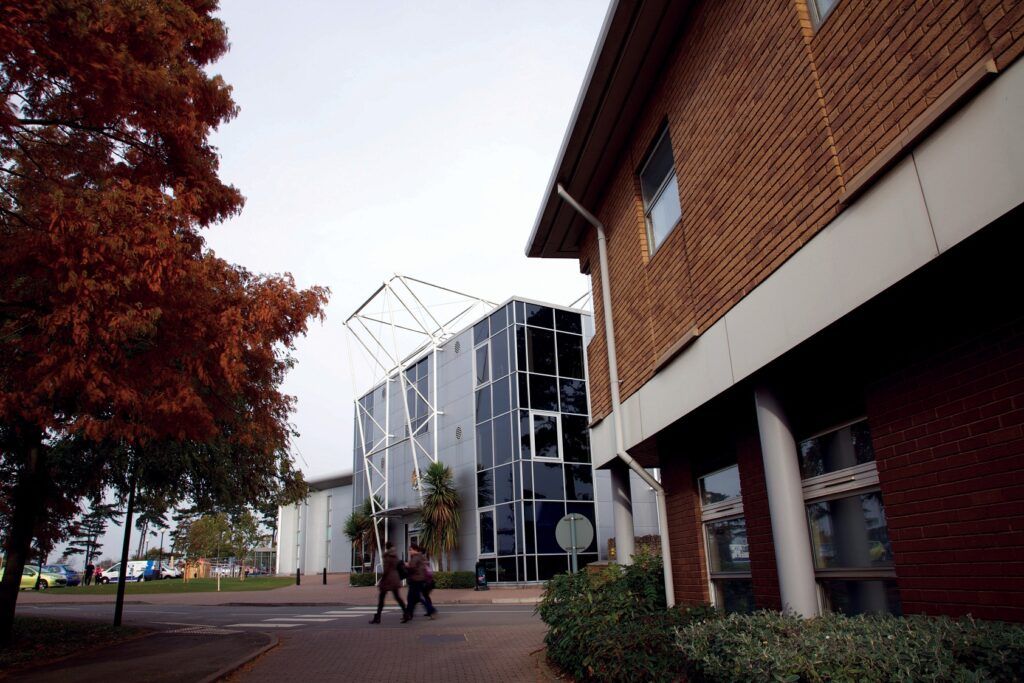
[276,472,352,576]
[350,293,660,583]
[527,0,1024,620]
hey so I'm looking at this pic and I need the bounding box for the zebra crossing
[226,606,401,629]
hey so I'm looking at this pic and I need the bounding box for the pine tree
[64,501,122,568]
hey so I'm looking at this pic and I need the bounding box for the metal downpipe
[556,184,676,608]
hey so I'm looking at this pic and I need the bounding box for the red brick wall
[736,433,783,610]
[867,316,1024,621]
[661,453,710,606]
[582,0,1024,421]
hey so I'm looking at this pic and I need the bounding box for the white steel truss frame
[344,275,496,572]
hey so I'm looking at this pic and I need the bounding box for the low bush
[537,552,714,682]
[677,611,1024,682]
[433,571,475,589]
[348,572,376,587]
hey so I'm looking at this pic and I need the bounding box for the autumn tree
[0,1,328,643]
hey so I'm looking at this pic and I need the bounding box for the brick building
[526,0,1024,620]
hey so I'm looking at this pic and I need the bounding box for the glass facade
[475,301,595,582]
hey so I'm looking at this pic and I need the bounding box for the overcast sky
[70,0,609,562]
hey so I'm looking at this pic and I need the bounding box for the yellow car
[0,565,68,590]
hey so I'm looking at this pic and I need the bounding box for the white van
[96,560,159,583]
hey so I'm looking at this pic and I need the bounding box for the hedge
[537,552,713,683]
[677,611,1024,682]
[349,572,376,587]
[433,571,475,589]
[348,570,474,589]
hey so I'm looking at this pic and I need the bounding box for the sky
[67,0,610,562]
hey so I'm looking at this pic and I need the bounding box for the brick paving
[229,618,550,682]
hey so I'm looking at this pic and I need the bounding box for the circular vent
[454,340,462,354]
[455,425,463,440]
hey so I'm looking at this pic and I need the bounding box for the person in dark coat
[404,543,436,620]
[370,541,407,624]
[83,563,95,586]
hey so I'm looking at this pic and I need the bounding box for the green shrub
[537,551,713,682]
[348,572,376,587]
[433,571,475,589]
[677,611,1024,682]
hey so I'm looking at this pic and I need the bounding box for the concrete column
[754,386,820,617]
[610,459,636,564]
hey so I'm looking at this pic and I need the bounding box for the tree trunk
[0,436,46,645]
[113,476,135,628]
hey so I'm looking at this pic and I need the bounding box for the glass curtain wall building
[474,301,597,582]
[351,297,660,582]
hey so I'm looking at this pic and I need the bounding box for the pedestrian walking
[369,541,407,624]
[404,543,436,621]
[83,562,94,586]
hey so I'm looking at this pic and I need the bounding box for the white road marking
[265,617,338,622]
[227,623,299,628]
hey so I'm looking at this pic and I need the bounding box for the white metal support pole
[609,460,635,563]
[753,385,820,617]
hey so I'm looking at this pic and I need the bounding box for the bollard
[296,568,301,586]
[322,567,327,585]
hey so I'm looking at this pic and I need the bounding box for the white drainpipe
[556,184,676,608]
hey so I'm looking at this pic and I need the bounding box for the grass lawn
[0,616,145,669]
[52,576,293,595]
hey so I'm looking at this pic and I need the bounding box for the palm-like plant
[344,497,382,572]
[418,461,461,571]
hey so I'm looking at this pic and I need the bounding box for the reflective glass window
[533,414,560,460]
[477,470,493,507]
[559,378,588,415]
[561,415,591,463]
[799,421,875,479]
[473,319,489,345]
[496,503,516,556]
[535,502,566,554]
[699,465,742,505]
[523,501,536,553]
[527,327,556,375]
[529,375,558,412]
[555,309,582,334]
[479,510,494,554]
[489,305,507,333]
[714,580,755,614]
[495,464,514,505]
[493,412,513,466]
[497,556,518,582]
[515,325,527,371]
[820,579,902,616]
[705,517,751,572]
[533,462,564,500]
[518,373,530,410]
[475,422,492,470]
[492,328,510,378]
[475,385,491,423]
[519,411,532,459]
[537,554,567,580]
[807,491,893,569]
[556,332,585,379]
[640,127,682,254]
[492,375,510,416]
[475,344,489,386]
[515,301,526,324]
[564,464,594,501]
[525,304,554,328]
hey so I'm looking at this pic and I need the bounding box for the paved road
[18,602,551,682]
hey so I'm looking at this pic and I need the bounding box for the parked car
[43,564,81,587]
[0,565,68,590]
[158,562,183,579]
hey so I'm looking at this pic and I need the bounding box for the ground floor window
[800,419,900,616]
[699,464,753,613]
